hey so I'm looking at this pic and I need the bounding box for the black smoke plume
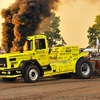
[1,0,60,53]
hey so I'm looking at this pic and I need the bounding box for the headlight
[8,71,11,75]
[3,64,6,67]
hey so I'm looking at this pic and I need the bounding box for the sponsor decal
[16,71,21,73]
[60,53,65,55]
[2,71,7,74]
[11,62,17,65]
[36,50,45,54]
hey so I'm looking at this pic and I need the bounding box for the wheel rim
[81,63,90,76]
[29,69,38,81]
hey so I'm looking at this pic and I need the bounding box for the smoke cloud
[1,0,60,53]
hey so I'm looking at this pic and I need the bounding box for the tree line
[41,12,65,45]
[87,15,100,47]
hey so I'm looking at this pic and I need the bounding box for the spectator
[81,48,83,52]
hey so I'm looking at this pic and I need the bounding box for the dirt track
[0,75,100,100]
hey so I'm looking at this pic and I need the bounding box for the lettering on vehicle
[52,51,59,52]
[51,65,57,66]
[60,53,65,55]
[66,52,71,55]
[39,55,46,57]
[71,49,79,52]
[58,57,63,59]
[50,56,57,59]
[72,53,78,56]
[54,48,59,51]
[36,50,45,54]
[66,49,71,52]
[16,71,21,73]
[11,62,17,65]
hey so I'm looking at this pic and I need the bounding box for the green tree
[43,12,61,44]
[87,15,100,46]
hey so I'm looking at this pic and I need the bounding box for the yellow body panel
[0,35,89,78]
[44,60,76,77]
[0,74,22,78]
[49,46,79,61]
[44,46,89,77]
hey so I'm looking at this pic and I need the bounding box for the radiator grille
[0,58,7,67]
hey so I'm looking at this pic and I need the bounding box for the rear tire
[23,65,40,83]
[76,58,93,79]
[2,78,16,82]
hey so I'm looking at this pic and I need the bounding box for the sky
[0,0,100,48]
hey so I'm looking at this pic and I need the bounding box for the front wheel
[23,65,40,83]
[76,58,93,79]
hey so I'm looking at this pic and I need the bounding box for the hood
[0,52,26,58]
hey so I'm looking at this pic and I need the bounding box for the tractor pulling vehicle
[0,35,93,83]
